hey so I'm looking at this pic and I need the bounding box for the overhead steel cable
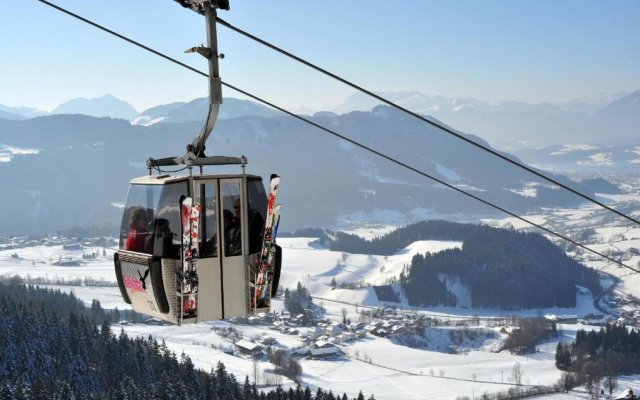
[35,0,640,274]
[215,17,640,229]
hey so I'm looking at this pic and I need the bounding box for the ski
[253,174,280,310]
[259,203,281,301]
[180,196,200,318]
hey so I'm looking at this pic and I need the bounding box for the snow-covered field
[2,185,640,399]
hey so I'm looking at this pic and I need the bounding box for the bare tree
[605,375,618,395]
[511,362,524,385]
[341,307,348,324]
[559,371,576,393]
[252,359,260,385]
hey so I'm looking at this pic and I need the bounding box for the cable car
[114,0,281,324]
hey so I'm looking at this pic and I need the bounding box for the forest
[401,227,601,309]
[556,324,640,376]
[0,280,372,400]
[303,221,603,309]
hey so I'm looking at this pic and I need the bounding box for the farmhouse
[309,340,340,359]
[235,340,263,357]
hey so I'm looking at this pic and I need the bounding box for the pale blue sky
[1,0,639,112]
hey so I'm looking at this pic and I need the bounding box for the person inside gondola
[224,207,241,256]
[247,201,265,255]
[126,207,149,252]
[150,217,178,258]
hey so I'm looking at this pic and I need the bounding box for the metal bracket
[185,45,224,60]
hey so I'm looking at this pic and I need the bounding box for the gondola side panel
[116,250,182,324]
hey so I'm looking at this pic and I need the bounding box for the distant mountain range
[51,94,139,120]
[131,97,279,126]
[334,90,639,149]
[0,104,46,120]
[2,90,638,151]
[0,95,136,120]
[0,95,278,124]
[0,104,614,236]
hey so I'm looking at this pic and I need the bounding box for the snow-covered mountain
[335,91,638,149]
[0,104,47,119]
[0,106,595,235]
[131,97,279,126]
[51,94,138,120]
[596,90,640,124]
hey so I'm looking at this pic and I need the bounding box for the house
[310,341,340,359]
[51,258,83,267]
[310,346,340,359]
[62,241,83,250]
[271,320,286,330]
[339,332,355,342]
[294,347,311,356]
[364,324,377,333]
[298,332,311,342]
[326,323,343,336]
[348,322,365,331]
[373,328,388,337]
[328,337,341,345]
[381,320,396,330]
[557,315,578,324]
[235,340,263,357]
[391,325,406,335]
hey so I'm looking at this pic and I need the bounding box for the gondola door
[219,178,247,318]
[192,179,224,321]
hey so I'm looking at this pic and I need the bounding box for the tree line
[556,324,640,376]
[0,280,374,399]
[399,226,601,309]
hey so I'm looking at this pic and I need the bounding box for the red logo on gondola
[124,276,145,293]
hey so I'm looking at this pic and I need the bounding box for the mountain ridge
[0,107,593,235]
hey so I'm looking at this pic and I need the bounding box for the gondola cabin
[114,170,281,324]
[113,0,282,324]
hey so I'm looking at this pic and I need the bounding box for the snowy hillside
[3,213,639,398]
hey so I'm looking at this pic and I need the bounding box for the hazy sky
[2,0,639,112]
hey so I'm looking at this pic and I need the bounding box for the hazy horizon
[2,0,638,113]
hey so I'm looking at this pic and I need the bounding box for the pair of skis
[181,197,200,318]
[254,174,282,310]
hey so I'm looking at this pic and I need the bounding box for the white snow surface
[434,162,462,182]
[549,144,598,156]
[2,217,639,398]
[130,115,167,126]
[0,143,40,162]
[507,182,539,198]
[578,152,613,166]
